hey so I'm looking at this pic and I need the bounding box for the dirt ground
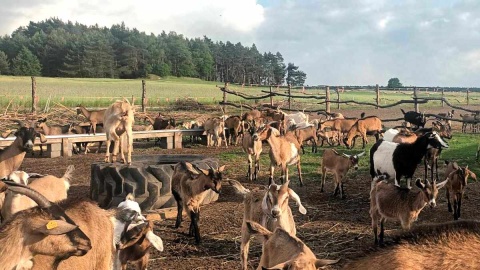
[16,106,480,270]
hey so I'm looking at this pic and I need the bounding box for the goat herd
[0,100,480,269]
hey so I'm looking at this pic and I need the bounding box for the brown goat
[246,221,339,270]
[203,117,228,148]
[171,161,225,244]
[35,118,72,156]
[0,126,46,179]
[229,179,307,270]
[255,125,304,186]
[290,125,318,154]
[321,149,365,199]
[370,177,447,244]
[225,115,242,146]
[344,220,480,270]
[316,129,340,146]
[344,116,382,149]
[444,161,477,220]
[76,105,106,135]
[242,121,263,181]
[69,123,104,154]
[103,99,135,164]
[117,220,164,270]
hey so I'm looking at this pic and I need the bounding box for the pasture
[1,76,480,269]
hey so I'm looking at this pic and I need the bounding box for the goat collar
[261,190,277,223]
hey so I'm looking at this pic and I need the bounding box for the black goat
[401,109,426,129]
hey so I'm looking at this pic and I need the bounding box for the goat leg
[136,252,149,270]
[453,199,458,220]
[254,157,260,182]
[191,211,201,244]
[269,165,275,185]
[173,191,183,228]
[340,183,346,199]
[447,190,452,212]
[247,154,253,181]
[296,160,303,187]
[379,218,385,245]
[240,230,251,270]
[458,195,462,219]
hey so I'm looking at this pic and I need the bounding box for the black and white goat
[401,109,426,129]
[370,132,449,189]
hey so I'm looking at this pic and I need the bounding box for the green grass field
[1,76,478,111]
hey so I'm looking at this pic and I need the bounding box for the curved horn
[3,181,52,208]
[342,153,351,158]
[357,151,366,157]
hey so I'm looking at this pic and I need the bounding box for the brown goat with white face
[344,220,480,270]
[321,149,365,199]
[370,177,447,245]
[0,126,46,180]
[76,105,106,135]
[444,161,477,220]
[171,161,225,244]
[103,99,135,164]
[246,221,339,270]
[242,121,263,182]
[255,125,303,186]
[229,179,307,270]
[117,220,164,270]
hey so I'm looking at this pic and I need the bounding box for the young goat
[229,179,307,270]
[242,121,263,181]
[0,125,46,179]
[171,161,225,244]
[225,115,242,146]
[117,220,164,270]
[370,132,449,188]
[103,99,135,164]
[1,165,74,221]
[444,161,477,220]
[255,124,304,186]
[290,125,318,154]
[203,117,228,148]
[76,105,106,135]
[344,220,480,270]
[321,149,365,199]
[344,116,383,149]
[316,129,340,146]
[246,221,339,270]
[370,176,447,245]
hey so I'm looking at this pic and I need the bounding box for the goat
[316,129,340,146]
[370,132,449,188]
[255,124,304,186]
[344,116,383,149]
[283,111,309,130]
[344,220,480,270]
[69,123,104,154]
[321,149,365,199]
[423,121,452,182]
[171,161,225,244]
[383,128,417,144]
[242,109,263,122]
[1,165,74,221]
[225,115,242,146]
[246,221,339,270]
[444,161,477,220]
[460,113,478,133]
[76,105,106,135]
[0,125,46,180]
[290,125,318,154]
[35,118,72,156]
[103,99,135,164]
[117,220,164,270]
[325,112,344,120]
[400,109,426,129]
[203,117,228,148]
[370,176,447,245]
[229,179,307,270]
[132,116,154,132]
[242,121,263,181]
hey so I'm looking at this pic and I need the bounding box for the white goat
[103,99,135,164]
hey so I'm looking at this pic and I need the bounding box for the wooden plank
[144,207,180,221]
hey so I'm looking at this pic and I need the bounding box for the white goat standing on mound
[104,98,135,164]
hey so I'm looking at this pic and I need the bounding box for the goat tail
[228,179,250,196]
[62,165,75,187]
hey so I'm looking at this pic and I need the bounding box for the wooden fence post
[288,84,291,110]
[467,89,470,105]
[336,87,340,109]
[413,87,419,112]
[31,76,37,114]
[223,82,228,113]
[141,80,147,113]
[375,84,380,109]
[326,86,330,113]
[441,88,444,107]
[270,86,273,107]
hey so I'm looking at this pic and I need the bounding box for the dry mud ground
[17,107,480,270]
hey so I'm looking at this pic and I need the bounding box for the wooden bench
[0,129,205,158]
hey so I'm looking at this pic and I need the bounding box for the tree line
[0,18,307,86]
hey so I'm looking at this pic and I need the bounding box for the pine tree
[0,51,10,74]
[12,46,42,76]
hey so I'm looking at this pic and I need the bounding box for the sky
[1,0,479,87]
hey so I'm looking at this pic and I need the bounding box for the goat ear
[315,258,340,267]
[126,193,135,201]
[246,221,272,237]
[415,179,425,189]
[262,261,291,270]
[184,162,200,175]
[218,165,226,172]
[146,230,164,252]
[33,219,78,235]
[37,133,47,143]
[1,129,13,138]
[435,179,448,189]
[199,168,210,175]
[288,188,307,215]
[469,171,477,181]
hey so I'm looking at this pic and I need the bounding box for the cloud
[0,0,479,86]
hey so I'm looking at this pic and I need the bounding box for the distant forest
[0,18,307,86]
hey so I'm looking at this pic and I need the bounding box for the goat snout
[354,165,359,170]
[24,140,34,150]
[271,207,281,218]
[252,134,259,141]
[429,199,436,208]
[74,240,92,256]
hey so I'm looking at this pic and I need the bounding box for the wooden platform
[0,129,205,158]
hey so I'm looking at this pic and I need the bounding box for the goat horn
[342,153,351,158]
[3,181,52,208]
[357,151,366,157]
[12,119,25,127]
